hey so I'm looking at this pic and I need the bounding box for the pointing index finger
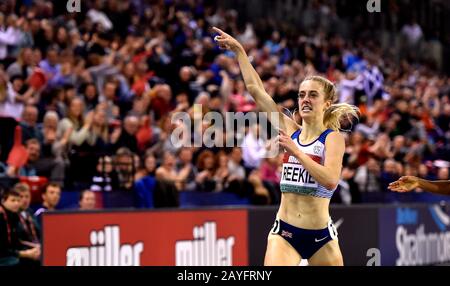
[212,27,225,36]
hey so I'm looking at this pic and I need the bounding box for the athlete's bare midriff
[277,192,331,229]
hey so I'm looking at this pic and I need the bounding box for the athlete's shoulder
[324,131,345,146]
[317,129,339,145]
[327,130,344,138]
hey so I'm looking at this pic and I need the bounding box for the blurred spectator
[150,84,175,121]
[391,100,413,136]
[260,154,282,186]
[0,188,40,266]
[354,156,382,193]
[20,104,43,143]
[248,169,271,205]
[340,163,361,203]
[0,153,7,178]
[224,148,244,179]
[173,66,200,103]
[194,150,217,192]
[380,159,401,192]
[401,17,423,58]
[136,114,153,153]
[134,151,157,208]
[59,97,96,183]
[260,154,283,203]
[1,75,36,120]
[33,182,61,226]
[79,190,96,211]
[90,155,118,192]
[111,114,139,153]
[81,82,99,112]
[20,138,65,185]
[7,138,39,178]
[98,79,120,124]
[58,97,93,148]
[346,131,371,166]
[418,163,434,181]
[114,147,136,191]
[368,133,392,160]
[213,151,229,192]
[40,111,69,159]
[391,135,408,162]
[87,3,113,31]
[6,47,34,79]
[176,147,197,192]
[437,167,449,181]
[437,103,450,135]
[15,183,41,266]
[242,124,266,171]
[69,106,111,184]
[38,45,61,85]
[0,69,7,110]
[91,107,110,149]
[0,12,24,62]
[156,151,191,191]
[354,115,379,139]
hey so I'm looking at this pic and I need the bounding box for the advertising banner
[43,209,248,266]
[379,204,450,266]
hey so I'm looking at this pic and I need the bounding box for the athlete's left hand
[277,129,300,157]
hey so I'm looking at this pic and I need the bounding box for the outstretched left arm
[279,130,344,190]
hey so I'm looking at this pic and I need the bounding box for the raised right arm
[212,27,299,134]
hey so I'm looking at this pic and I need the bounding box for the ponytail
[323,103,360,131]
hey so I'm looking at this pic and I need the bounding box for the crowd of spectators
[0,0,448,214]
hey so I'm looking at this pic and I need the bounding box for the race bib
[280,163,318,189]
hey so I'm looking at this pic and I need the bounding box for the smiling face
[298,79,332,122]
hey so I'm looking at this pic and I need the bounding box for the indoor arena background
[0,0,449,266]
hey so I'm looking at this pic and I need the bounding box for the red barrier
[43,209,248,266]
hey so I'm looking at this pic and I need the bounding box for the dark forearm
[419,179,450,195]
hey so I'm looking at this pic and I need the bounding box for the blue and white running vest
[280,129,336,199]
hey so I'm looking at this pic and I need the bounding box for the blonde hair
[302,75,359,131]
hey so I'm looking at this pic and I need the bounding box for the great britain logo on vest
[313,145,322,155]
